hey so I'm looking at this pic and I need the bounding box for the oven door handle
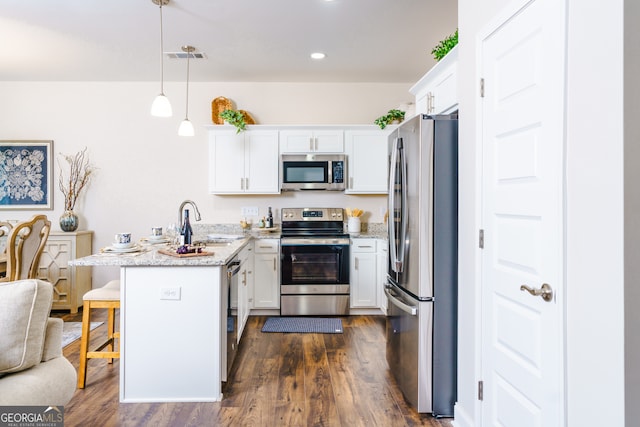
[281,238,350,246]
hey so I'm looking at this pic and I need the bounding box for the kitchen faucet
[178,199,202,230]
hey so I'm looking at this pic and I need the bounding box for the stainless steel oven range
[280,207,350,316]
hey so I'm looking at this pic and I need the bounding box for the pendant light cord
[185,49,190,118]
[159,3,165,94]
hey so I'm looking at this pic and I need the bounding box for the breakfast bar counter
[70,237,250,267]
[69,237,251,403]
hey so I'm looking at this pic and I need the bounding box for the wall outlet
[241,206,259,216]
[160,287,181,300]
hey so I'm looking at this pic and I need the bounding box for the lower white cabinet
[237,244,253,341]
[350,238,378,308]
[253,239,280,309]
[377,239,389,313]
[38,230,93,313]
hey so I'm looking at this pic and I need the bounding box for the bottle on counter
[180,209,193,245]
[266,207,274,228]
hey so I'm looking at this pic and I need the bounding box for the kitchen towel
[261,317,343,334]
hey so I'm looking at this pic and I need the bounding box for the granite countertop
[350,222,388,240]
[69,236,251,267]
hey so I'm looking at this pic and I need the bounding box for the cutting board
[158,249,215,258]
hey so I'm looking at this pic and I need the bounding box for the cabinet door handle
[355,258,359,269]
[273,258,277,271]
[309,138,313,151]
[245,177,249,190]
[349,177,353,189]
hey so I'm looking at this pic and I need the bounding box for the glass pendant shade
[178,118,195,136]
[151,93,172,117]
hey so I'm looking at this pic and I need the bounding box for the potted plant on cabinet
[431,29,458,61]
[219,109,247,134]
[374,109,406,130]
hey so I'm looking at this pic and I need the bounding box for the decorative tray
[158,249,215,258]
[253,227,279,232]
[211,96,233,124]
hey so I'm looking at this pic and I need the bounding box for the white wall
[0,81,409,285]
[565,1,625,425]
[458,0,627,426]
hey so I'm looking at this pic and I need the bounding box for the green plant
[431,29,458,61]
[374,109,406,130]
[219,109,247,134]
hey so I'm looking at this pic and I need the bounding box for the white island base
[119,265,224,402]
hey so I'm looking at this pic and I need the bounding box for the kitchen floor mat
[261,317,343,334]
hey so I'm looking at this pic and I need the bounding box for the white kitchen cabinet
[38,230,93,313]
[345,129,389,194]
[208,129,279,194]
[377,239,389,314]
[237,244,253,341]
[411,45,458,115]
[350,238,378,308]
[279,129,344,153]
[253,239,280,309]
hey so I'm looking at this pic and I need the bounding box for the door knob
[520,283,553,302]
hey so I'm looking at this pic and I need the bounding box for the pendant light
[150,0,172,117]
[178,45,195,136]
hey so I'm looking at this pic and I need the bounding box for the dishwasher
[222,256,241,382]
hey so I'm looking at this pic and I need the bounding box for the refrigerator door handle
[388,137,408,273]
[385,286,417,316]
[388,137,399,270]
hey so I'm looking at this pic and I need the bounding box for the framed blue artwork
[0,140,53,210]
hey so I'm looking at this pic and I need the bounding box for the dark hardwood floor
[53,310,453,427]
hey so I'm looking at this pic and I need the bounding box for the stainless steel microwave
[280,154,346,191]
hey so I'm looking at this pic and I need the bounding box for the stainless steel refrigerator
[385,114,457,416]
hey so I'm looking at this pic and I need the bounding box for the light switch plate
[241,206,259,216]
[160,287,181,300]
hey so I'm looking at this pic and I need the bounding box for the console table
[38,230,93,313]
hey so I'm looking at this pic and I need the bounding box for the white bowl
[112,242,133,249]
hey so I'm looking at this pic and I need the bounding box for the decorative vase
[59,210,79,232]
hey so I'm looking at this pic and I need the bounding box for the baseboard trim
[453,403,475,427]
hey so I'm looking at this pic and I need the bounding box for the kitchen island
[70,238,250,403]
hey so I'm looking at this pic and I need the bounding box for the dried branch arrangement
[58,147,96,211]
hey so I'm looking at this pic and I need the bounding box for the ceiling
[0,0,457,84]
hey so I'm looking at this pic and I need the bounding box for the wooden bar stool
[77,279,120,389]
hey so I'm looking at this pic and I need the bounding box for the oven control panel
[281,207,344,221]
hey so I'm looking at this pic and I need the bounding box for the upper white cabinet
[279,129,344,153]
[410,45,458,115]
[209,129,279,194]
[345,129,389,194]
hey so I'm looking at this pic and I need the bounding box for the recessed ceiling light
[310,52,326,60]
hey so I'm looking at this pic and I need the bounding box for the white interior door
[480,0,565,426]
